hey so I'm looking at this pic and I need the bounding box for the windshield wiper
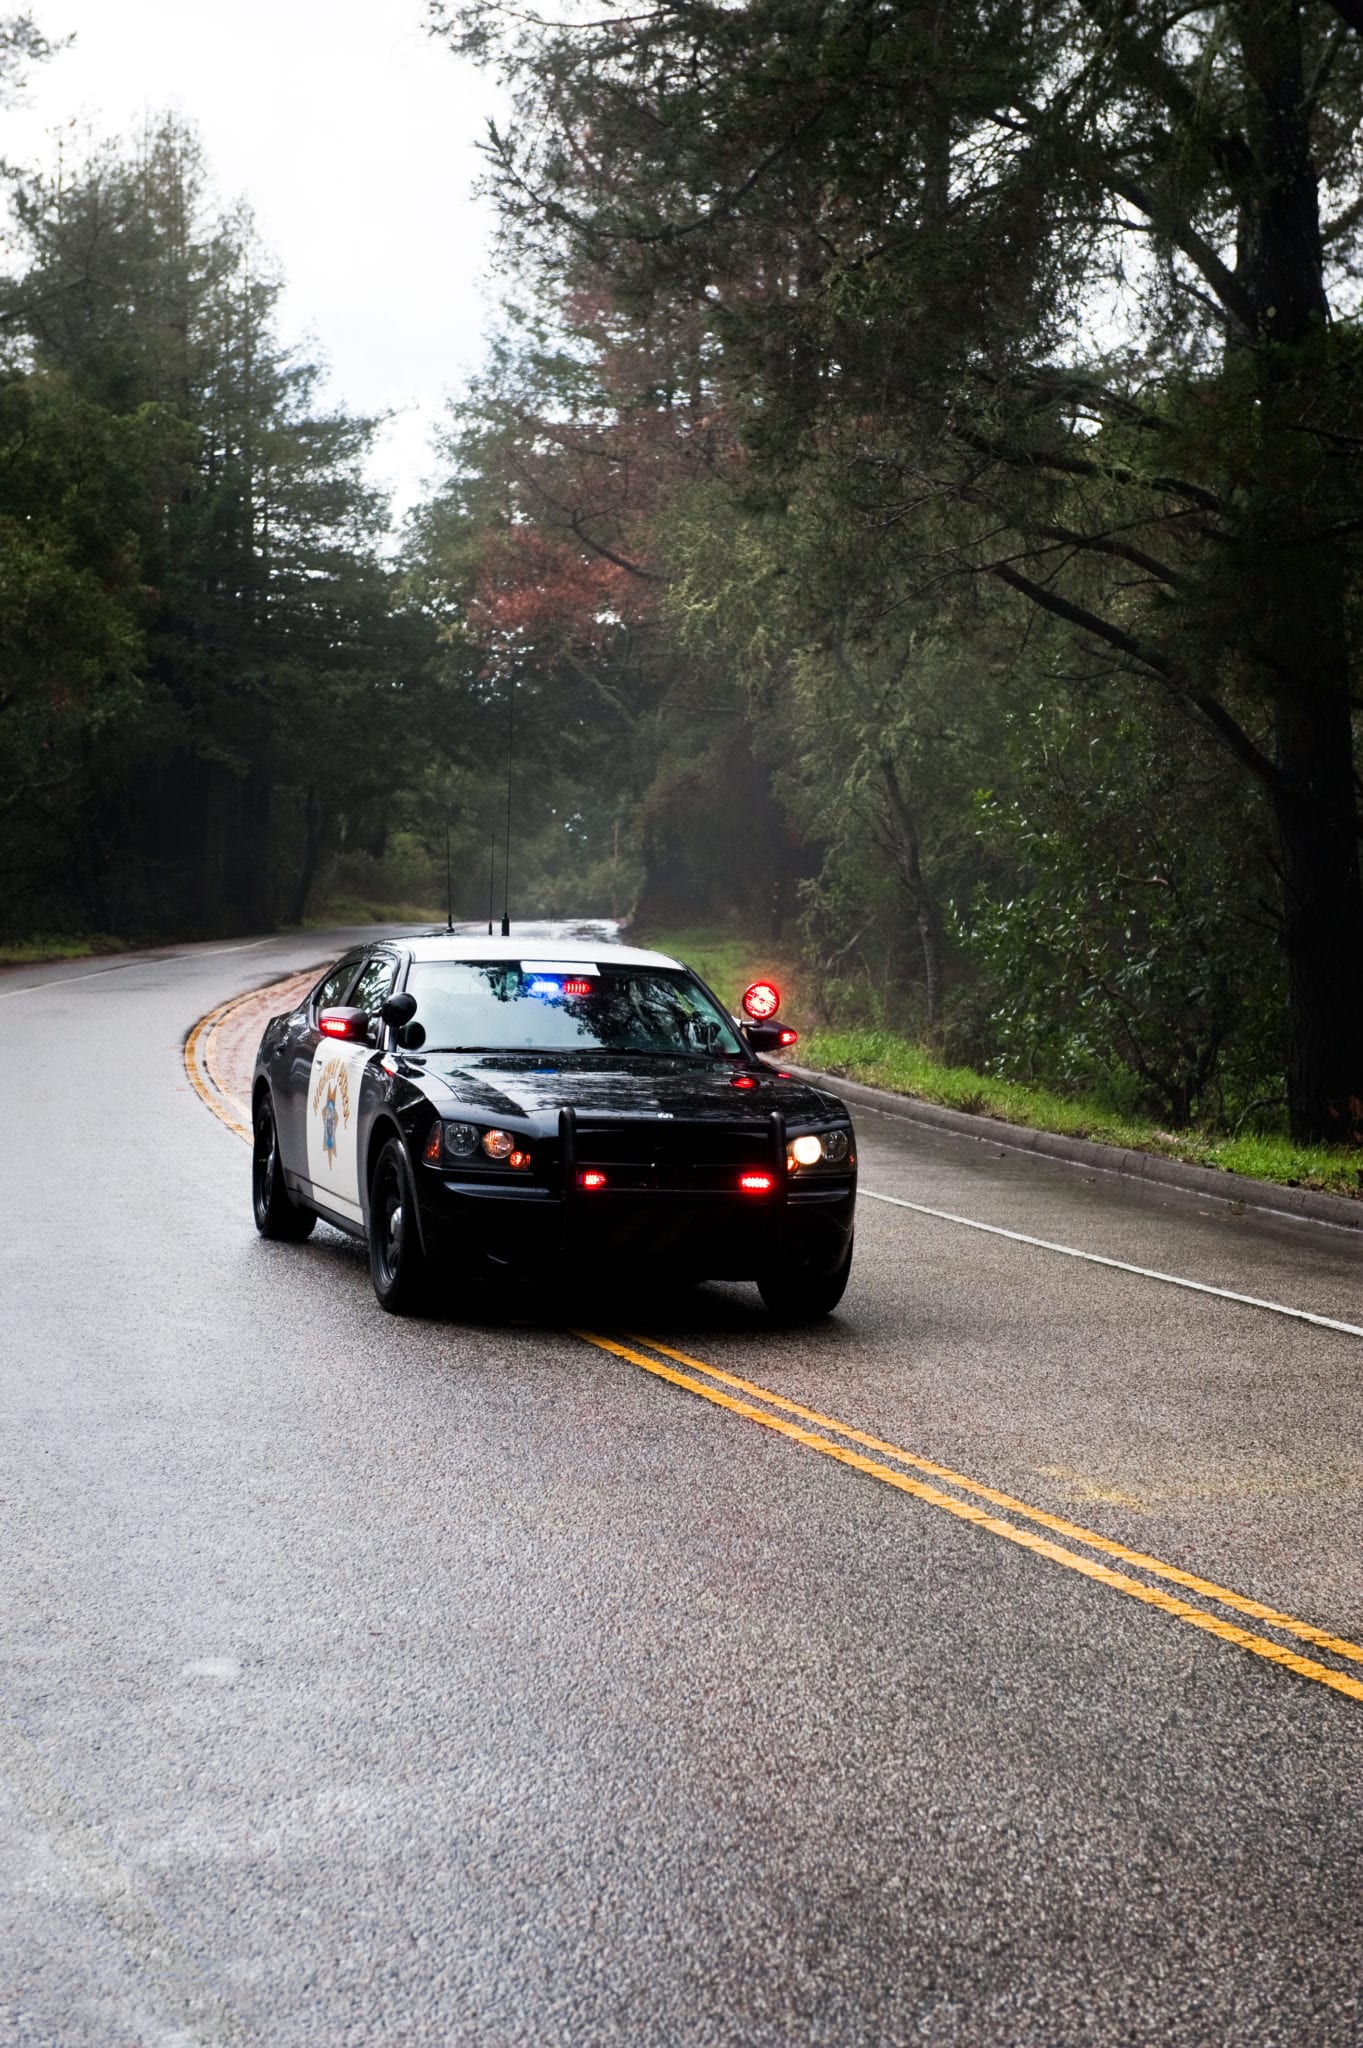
[553,1047,734,1063]
[423,1045,735,1063]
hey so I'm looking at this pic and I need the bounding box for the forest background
[2,3,1361,1186]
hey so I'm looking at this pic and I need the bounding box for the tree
[0,116,441,936]
[437,0,1363,1142]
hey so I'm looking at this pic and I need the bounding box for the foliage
[957,696,1284,1127]
[0,116,456,938]
[802,1025,1362,1200]
[438,0,1363,1141]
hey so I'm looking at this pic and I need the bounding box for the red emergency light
[741,981,781,1021]
[738,1172,775,1193]
[577,1170,608,1190]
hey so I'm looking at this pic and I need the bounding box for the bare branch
[989,560,1284,793]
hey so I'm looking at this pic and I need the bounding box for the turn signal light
[777,1027,799,1046]
[730,1074,757,1090]
[508,1150,532,1170]
[577,1170,608,1189]
[739,1172,775,1193]
[423,1124,442,1163]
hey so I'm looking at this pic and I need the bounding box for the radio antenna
[487,833,496,937]
[445,816,454,933]
[500,678,514,938]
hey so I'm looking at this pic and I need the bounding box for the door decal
[312,1057,352,1173]
[305,1043,370,1222]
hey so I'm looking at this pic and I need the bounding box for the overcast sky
[5,0,504,523]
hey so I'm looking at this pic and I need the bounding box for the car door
[271,952,366,1185]
[303,950,399,1227]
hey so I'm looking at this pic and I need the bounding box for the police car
[251,935,856,1320]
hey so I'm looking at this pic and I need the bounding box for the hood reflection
[402,1050,841,1125]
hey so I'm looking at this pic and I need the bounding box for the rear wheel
[252,1095,316,1242]
[757,1237,853,1324]
[368,1137,431,1313]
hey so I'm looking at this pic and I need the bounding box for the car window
[402,962,745,1058]
[350,955,398,1017]
[311,956,362,1014]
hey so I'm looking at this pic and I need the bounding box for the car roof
[401,933,685,971]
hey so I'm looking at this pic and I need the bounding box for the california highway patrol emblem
[310,1058,352,1170]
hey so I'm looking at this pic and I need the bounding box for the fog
[6,0,502,518]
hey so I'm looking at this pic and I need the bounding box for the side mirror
[382,991,418,1028]
[747,1022,799,1053]
[318,1006,369,1044]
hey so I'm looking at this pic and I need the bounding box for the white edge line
[862,1189,1363,1340]
[0,937,274,1001]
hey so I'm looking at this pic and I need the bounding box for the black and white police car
[251,934,856,1319]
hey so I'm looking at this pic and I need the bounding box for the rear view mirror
[318,1007,369,1044]
[747,1022,799,1053]
[382,991,418,1028]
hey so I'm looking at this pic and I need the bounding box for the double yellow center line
[183,984,1363,1713]
[574,1330,1363,1709]
[183,992,254,1141]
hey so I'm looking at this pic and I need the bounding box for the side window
[311,956,362,1014]
[350,955,398,1018]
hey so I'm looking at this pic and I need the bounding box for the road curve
[3,927,1363,2047]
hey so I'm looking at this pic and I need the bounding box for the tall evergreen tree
[1,116,441,936]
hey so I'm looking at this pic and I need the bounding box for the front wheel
[252,1095,316,1242]
[757,1237,853,1324]
[368,1138,431,1314]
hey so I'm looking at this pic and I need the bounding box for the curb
[183,964,325,1145]
[788,1065,1363,1235]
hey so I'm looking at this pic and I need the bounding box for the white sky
[5,0,505,524]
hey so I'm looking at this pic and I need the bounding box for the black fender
[361,1112,431,1255]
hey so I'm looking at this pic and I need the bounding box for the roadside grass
[639,923,1362,1202]
[0,933,128,965]
[306,896,446,929]
[636,924,808,1012]
[803,1029,1362,1200]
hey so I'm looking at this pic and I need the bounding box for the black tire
[252,1094,316,1242]
[368,1137,431,1314]
[757,1236,853,1323]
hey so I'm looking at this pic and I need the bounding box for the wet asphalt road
[3,928,1363,2048]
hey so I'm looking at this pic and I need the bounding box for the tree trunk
[880,755,945,1036]
[1270,688,1363,1143]
[1234,0,1363,1141]
[286,784,323,927]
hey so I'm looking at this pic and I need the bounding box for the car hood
[406,1052,847,1127]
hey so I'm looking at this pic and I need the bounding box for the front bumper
[415,1175,855,1281]
[414,1104,855,1283]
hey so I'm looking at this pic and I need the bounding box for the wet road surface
[3,927,1363,2046]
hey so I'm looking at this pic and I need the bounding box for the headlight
[432,1123,532,1170]
[785,1128,853,1172]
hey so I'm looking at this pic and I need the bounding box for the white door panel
[305,1043,372,1223]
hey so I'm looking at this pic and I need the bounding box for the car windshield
[403,961,745,1059]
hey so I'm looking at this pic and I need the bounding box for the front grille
[572,1117,776,1192]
